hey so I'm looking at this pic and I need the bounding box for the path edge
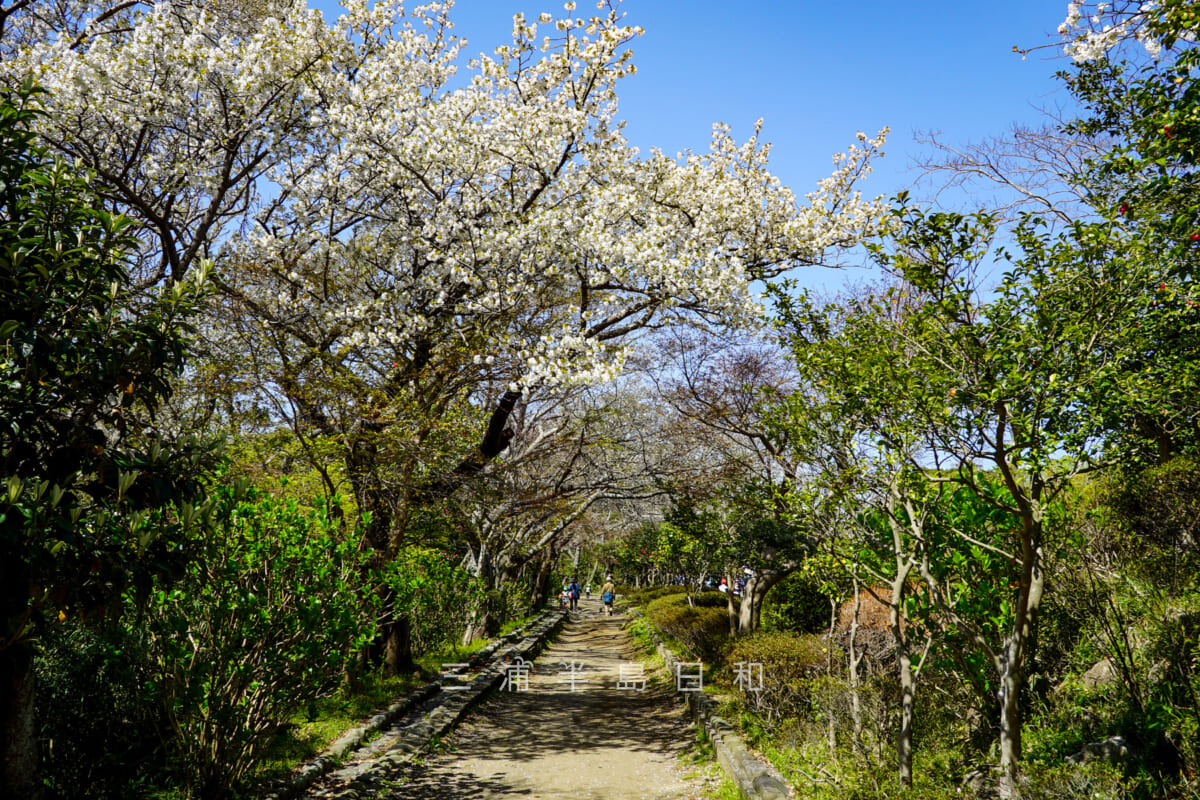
[627,609,790,800]
[265,606,569,800]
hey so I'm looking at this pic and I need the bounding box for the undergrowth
[250,623,521,790]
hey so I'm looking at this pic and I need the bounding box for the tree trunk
[530,554,553,609]
[345,435,391,553]
[383,615,415,675]
[344,391,523,669]
[461,543,496,646]
[418,390,521,499]
[897,641,916,790]
[826,597,838,754]
[997,657,1023,800]
[996,544,1044,800]
[345,439,416,674]
[461,605,495,646]
[584,561,599,594]
[738,569,786,633]
[886,484,925,789]
[890,567,914,789]
[1,642,39,800]
[726,571,738,637]
[848,576,864,746]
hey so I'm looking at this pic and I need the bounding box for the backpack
[602,591,615,603]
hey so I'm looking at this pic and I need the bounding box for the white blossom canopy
[3,0,888,394]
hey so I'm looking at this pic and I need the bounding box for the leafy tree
[0,86,211,799]
[454,382,667,642]
[600,522,660,587]
[769,283,947,788]
[653,502,722,602]
[652,328,813,632]
[773,200,1150,796]
[1055,2,1200,464]
[381,546,479,654]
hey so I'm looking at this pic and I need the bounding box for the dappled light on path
[385,600,708,799]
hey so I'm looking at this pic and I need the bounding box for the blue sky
[603,1,1075,197]
[322,1,1075,195]
[312,0,1078,285]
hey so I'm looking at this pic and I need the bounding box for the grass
[366,778,409,800]
[679,757,739,800]
[250,624,532,791]
[413,635,490,676]
[676,730,742,800]
[623,615,678,692]
[624,614,659,655]
[498,611,539,637]
[631,597,773,800]
[250,670,426,787]
[706,773,744,800]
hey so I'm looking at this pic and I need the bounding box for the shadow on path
[383,602,707,799]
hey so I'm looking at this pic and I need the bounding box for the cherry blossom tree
[651,328,810,633]
[453,380,669,642]
[0,0,350,285]
[2,0,889,671]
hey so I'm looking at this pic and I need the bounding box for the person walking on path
[601,576,616,616]
[568,577,581,611]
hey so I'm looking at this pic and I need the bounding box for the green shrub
[635,586,732,608]
[1110,458,1200,590]
[761,572,830,634]
[691,591,739,609]
[726,631,834,723]
[144,483,374,798]
[381,547,477,654]
[628,585,688,604]
[754,733,962,800]
[36,622,168,799]
[1048,587,1200,781]
[1141,601,1200,777]
[1032,569,1101,685]
[645,594,732,662]
[1022,761,1124,800]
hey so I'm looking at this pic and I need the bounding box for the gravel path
[379,599,712,799]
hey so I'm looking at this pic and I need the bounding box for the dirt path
[378,598,712,799]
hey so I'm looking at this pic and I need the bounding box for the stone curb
[266,606,569,800]
[627,609,791,800]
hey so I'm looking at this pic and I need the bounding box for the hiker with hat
[600,575,616,616]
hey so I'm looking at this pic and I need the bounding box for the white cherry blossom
[1057,0,1185,61]
[3,0,888,409]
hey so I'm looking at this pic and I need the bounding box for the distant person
[585,583,592,599]
[601,575,616,616]
[568,577,581,611]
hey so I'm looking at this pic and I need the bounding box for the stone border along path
[292,598,717,800]
[265,607,569,800]
[627,608,791,800]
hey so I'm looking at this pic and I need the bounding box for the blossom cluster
[3,0,888,398]
[1058,1,1193,61]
